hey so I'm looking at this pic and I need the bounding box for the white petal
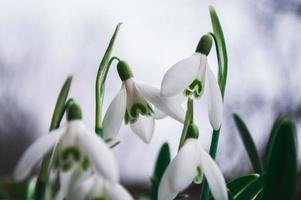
[161,53,201,97]
[130,115,155,143]
[207,66,223,130]
[13,127,65,181]
[158,139,200,200]
[67,175,96,200]
[78,127,119,182]
[103,86,127,140]
[137,83,185,123]
[105,182,134,200]
[199,146,228,200]
[153,107,167,119]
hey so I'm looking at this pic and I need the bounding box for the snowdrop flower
[14,103,119,184]
[67,173,133,200]
[103,60,185,143]
[158,124,228,200]
[161,34,223,130]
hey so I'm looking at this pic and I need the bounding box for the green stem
[95,56,120,136]
[178,98,194,151]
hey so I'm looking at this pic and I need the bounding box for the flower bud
[67,102,82,121]
[117,60,133,81]
[195,34,213,56]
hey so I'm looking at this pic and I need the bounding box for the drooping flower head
[103,60,185,143]
[158,124,228,200]
[161,34,223,130]
[14,103,119,184]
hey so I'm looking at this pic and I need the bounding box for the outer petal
[207,66,223,130]
[161,53,200,97]
[199,146,228,200]
[105,182,134,200]
[153,107,167,119]
[137,83,185,123]
[78,127,119,182]
[103,85,127,140]
[158,139,200,200]
[130,115,155,143]
[13,127,65,181]
[67,175,96,200]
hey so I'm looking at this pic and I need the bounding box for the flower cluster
[13,27,227,200]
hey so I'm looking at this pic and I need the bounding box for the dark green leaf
[151,143,171,200]
[263,116,297,200]
[233,113,263,174]
[49,76,73,130]
[228,173,260,195]
[234,175,264,200]
[95,23,122,136]
[209,5,228,97]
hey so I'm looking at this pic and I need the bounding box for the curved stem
[95,56,120,136]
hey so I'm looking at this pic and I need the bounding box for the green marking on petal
[81,156,90,171]
[194,165,203,184]
[61,146,80,162]
[124,102,154,124]
[184,79,203,98]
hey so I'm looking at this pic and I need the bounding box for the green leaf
[49,76,73,130]
[35,76,73,200]
[178,98,194,150]
[263,116,297,200]
[233,113,263,174]
[228,173,260,195]
[209,5,228,97]
[95,23,122,136]
[234,175,264,200]
[263,114,285,168]
[151,143,171,200]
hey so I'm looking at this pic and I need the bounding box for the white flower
[158,138,228,200]
[103,60,185,143]
[160,35,223,130]
[14,115,118,183]
[67,174,133,200]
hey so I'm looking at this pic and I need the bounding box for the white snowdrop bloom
[158,125,228,200]
[67,173,133,200]
[103,60,185,143]
[161,34,223,130]
[13,103,119,184]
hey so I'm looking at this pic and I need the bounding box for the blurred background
[0,0,301,198]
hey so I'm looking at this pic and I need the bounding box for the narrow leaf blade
[263,116,297,200]
[233,113,263,174]
[95,23,122,135]
[49,76,72,130]
[151,143,171,200]
[228,173,260,195]
[209,5,228,97]
[234,175,264,200]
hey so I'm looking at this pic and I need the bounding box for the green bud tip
[117,60,133,81]
[67,102,82,121]
[195,34,213,56]
[186,124,199,139]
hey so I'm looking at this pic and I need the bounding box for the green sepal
[196,34,213,56]
[117,60,133,81]
[151,143,171,200]
[263,116,297,200]
[233,113,263,174]
[67,102,82,121]
[186,123,199,139]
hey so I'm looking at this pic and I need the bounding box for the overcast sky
[0,0,300,183]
